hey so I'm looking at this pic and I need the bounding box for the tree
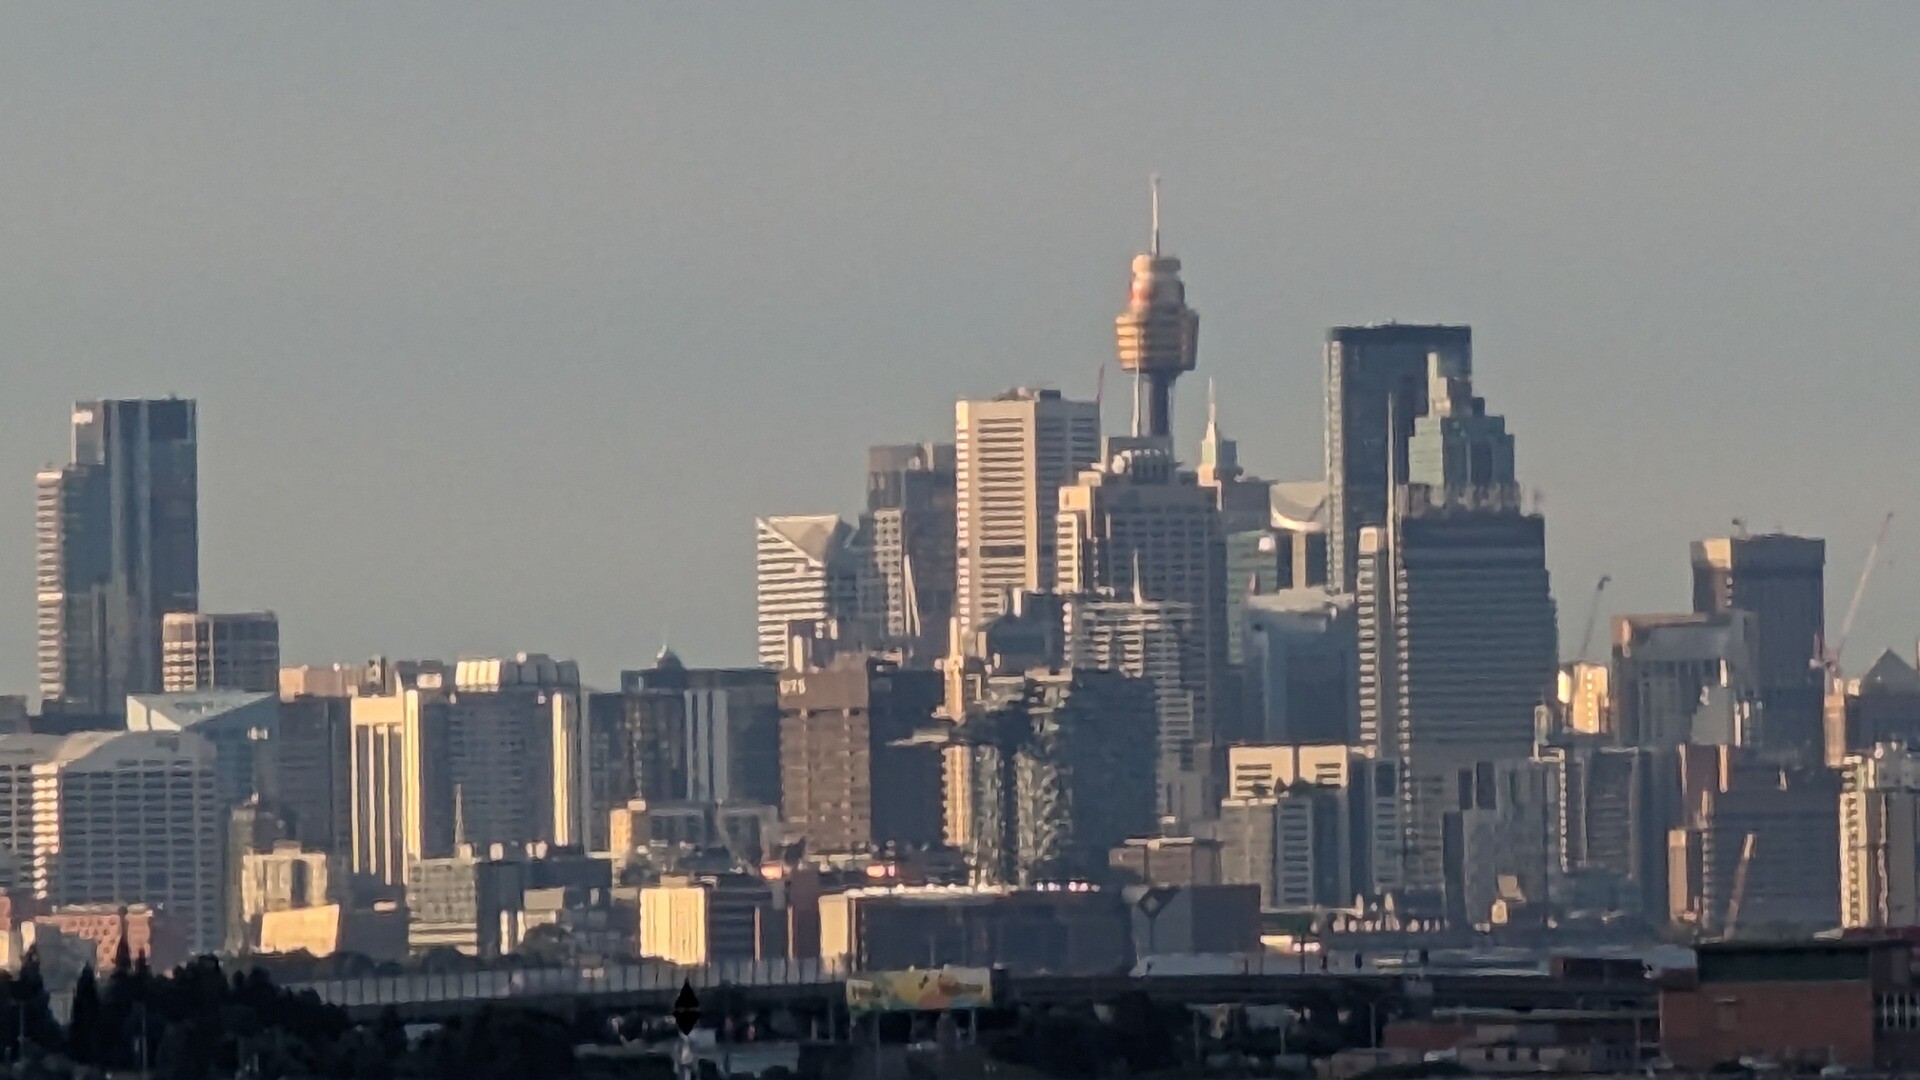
[516,923,574,967]
[67,966,101,1064]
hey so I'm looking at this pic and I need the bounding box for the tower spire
[1116,175,1196,441]
[1150,174,1162,257]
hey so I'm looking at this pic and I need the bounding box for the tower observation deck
[1114,176,1200,439]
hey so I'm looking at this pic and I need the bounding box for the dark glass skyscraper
[36,398,199,713]
[863,442,957,662]
[1323,324,1471,592]
[1691,533,1826,757]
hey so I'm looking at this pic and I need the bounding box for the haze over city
[4,3,1919,686]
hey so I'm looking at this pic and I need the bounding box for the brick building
[1661,939,1920,1070]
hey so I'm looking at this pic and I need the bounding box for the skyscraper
[1611,612,1762,748]
[446,653,590,850]
[953,388,1101,641]
[611,651,782,808]
[1197,389,1274,665]
[36,398,199,713]
[1691,533,1826,757]
[1840,742,1920,929]
[863,442,957,661]
[161,611,281,693]
[1114,178,1199,440]
[1063,592,1210,823]
[1324,325,1471,592]
[1056,443,1227,711]
[1354,361,1557,892]
[0,731,223,955]
[349,685,451,887]
[777,653,944,853]
[754,515,871,668]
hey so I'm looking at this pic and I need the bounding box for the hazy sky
[4,5,1920,690]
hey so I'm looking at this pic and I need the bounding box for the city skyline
[4,6,1920,690]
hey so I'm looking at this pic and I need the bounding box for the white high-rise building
[754,515,870,667]
[954,389,1101,642]
[1841,742,1920,929]
[0,731,221,954]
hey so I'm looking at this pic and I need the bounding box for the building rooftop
[1269,481,1328,531]
[758,514,851,564]
[127,690,275,729]
[0,730,213,771]
[1859,649,1920,694]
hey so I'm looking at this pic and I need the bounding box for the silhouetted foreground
[0,940,582,1080]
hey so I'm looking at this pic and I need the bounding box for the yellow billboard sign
[845,967,994,1014]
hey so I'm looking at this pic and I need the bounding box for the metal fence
[294,956,850,1009]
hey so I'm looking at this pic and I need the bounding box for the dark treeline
[0,939,579,1080]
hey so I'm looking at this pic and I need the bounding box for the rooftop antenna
[1150,174,1162,257]
[453,782,466,850]
[1207,377,1218,429]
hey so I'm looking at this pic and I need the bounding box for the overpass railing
[293,957,851,1010]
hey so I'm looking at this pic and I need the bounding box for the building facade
[5,731,222,955]
[161,611,280,693]
[777,655,943,853]
[1691,533,1826,757]
[754,515,871,668]
[953,388,1101,642]
[36,398,199,714]
[1841,742,1920,930]
[1324,325,1471,593]
[864,442,957,662]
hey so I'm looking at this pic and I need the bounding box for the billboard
[845,967,994,1014]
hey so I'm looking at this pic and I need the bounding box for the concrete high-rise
[1057,442,1228,735]
[1840,742,1920,930]
[777,653,944,853]
[1063,593,1210,824]
[0,731,222,955]
[755,515,871,668]
[1611,612,1762,748]
[953,388,1101,641]
[1691,533,1826,757]
[863,443,957,661]
[446,654,589,851]
[1324,325,1471,592]
[161,611,280,693]
[348,686,451,888]
[36,398,199,714]
[601,651,782,810]
[1114,179,1199,440]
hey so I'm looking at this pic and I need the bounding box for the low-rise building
[35,904,184,972]
[1107,836,1223,888]
[817,885,1128,975]
[638,873,773,965]
[1661,939,1920,1071]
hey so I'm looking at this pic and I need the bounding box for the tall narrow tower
[1115,177,1199,440]
[37,398,199,713]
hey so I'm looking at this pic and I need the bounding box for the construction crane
[1576,574,1613,662]
[1723,831,1758,938]
[1818,511,1894,681]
